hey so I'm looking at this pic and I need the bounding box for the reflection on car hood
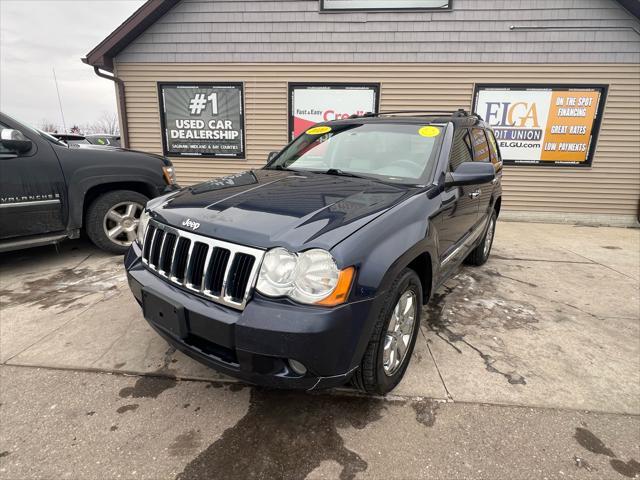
[150,169,414,250]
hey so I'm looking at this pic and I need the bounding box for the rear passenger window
[485,130,501,165]
[449,129,473,171]
[470,128,490,163]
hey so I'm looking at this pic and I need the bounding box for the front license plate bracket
[142,289,187,339]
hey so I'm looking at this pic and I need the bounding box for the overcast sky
[0,0,145,131]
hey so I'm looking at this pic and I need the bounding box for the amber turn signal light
[315,266,355,307]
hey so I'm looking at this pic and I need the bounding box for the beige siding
[114,62,640,217]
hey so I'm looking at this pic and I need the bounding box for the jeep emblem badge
[182,218,200,231]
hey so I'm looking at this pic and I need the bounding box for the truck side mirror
[444,162,495,188]
[267,151,280,162]
[0,129,32,154]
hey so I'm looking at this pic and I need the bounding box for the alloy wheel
[383,289,418,376]
[483,216,496,258]
[103,201,143,247]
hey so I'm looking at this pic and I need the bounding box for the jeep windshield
[267,123,444,185]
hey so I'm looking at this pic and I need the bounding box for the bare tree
[40,120,59,133]
[83,111,120,135]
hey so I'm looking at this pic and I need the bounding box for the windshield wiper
[323,168,366,179]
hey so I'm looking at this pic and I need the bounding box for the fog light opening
[288,359,307,376]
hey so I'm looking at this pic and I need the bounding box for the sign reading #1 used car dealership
[473,84,607,167]
[158,82,245,158]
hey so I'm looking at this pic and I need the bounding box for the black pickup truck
[126,110,503,395]
[0,112,178,254]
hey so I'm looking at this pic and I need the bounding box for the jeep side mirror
[0,129,32,154]
[267,151,280,162]
[444,162,495,188]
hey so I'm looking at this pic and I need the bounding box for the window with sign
[485,130,502,165]
[321,0,450,11]
[158,82,245,158]
[470,128,491,163]
[472,84,607,167]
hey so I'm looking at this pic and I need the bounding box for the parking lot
[1,221,639,479]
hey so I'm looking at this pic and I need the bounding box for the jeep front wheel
[86,190,148,254]
[353,268,422,395]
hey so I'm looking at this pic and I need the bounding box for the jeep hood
[150,169,413,251]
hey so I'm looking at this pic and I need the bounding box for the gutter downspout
[92,66,130,148]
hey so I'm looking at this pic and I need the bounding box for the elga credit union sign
[158,83,245,158]
[288,83,380,140]
[473,84,607,167]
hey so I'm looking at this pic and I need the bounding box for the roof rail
[349,109,483,120]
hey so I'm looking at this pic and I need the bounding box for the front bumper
[125,243,375,390]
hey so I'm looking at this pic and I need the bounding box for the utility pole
[53,67,67,133]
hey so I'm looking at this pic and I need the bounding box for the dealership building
[84,0,640,226]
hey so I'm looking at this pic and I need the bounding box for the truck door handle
[468,189,481,199]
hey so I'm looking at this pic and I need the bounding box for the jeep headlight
[137,209,151,245]
[256,248,354,306]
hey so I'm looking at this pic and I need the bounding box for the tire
[465,209,497,267]
[85,190,148,254]
[352,268,423,395]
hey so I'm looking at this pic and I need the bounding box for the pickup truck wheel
[86,190,148,254]
[465,209,497,266]
[353,268,422,395]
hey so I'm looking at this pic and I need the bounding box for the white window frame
[320,0,451,12]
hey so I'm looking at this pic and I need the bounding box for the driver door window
[448,129,473,171]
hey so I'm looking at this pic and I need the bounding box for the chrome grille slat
[199,246,214,293]
[170,237,191,283]
[156,232,169,275]
[219,251,236,300]
[183,241,196,288]
[141,220,264,310]
[145,227,158,266]
[159,233,177,276]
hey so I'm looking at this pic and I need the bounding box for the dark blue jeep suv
[125,110,502,394]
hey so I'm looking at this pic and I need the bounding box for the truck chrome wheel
[383,290,417,376]
[483,215,496,258]
[103,201,143,247]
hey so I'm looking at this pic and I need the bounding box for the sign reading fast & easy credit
[158,82,245,158]
[473,84,607,167]
[288,83,379,140]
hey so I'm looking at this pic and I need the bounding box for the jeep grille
[141,220,264,310]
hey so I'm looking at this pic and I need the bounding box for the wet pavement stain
[86,411,96,416]
[116,404,139,414]
[119,347,178,399]
[175,388,387,480]
[610,459,640,478]
[169,430,203,457]
[119,376,177,399]
[574,427,615,457]
[574,427,640,478]
[0,451,10,458]
[110,425,118,432]
[424,276,528,385]
[411,400,439,427]
[426,272,539,331]
[0,264,123,311]
[601,245,622,250]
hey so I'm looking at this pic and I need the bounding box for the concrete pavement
[0,221,639,479]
